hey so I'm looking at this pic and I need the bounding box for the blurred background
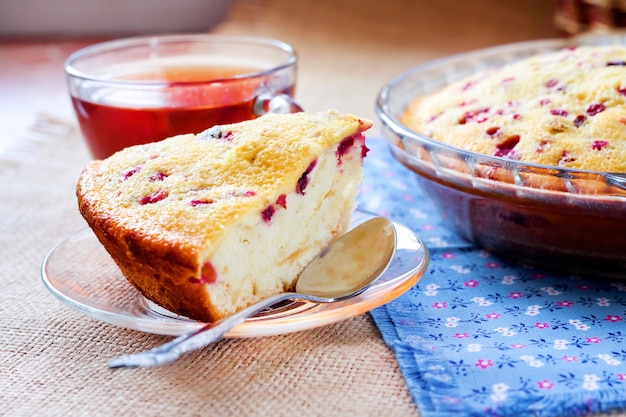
[2,0,625,154]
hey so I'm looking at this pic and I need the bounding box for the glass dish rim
[64,33,298,87]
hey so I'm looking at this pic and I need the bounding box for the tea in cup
[65,34,300,159]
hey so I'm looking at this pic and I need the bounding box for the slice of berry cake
[401,45,626,173]
[77,111,372,322]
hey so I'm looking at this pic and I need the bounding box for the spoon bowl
[108,216,397,369]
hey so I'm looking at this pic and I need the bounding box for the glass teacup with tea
[65,34,301,160]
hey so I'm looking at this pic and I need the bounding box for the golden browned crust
[78,197,221,321]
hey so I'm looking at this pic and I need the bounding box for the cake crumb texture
[77,111,372,322]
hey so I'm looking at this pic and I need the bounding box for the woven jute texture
[0,122,417,417]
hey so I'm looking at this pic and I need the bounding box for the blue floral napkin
[358,137,626,417]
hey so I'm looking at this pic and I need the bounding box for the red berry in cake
[486,126,500,136]
[261,195,289,223]
[336,136,355,163]
[335,133,368,164]
[550,109,569,117]
[296,160,317,195]
[494,135,520,158]
[591,140,609,150]
[535,140,549,153]
[221,131,235,141]
[122,166,141,180]
[261,205,275,223]
[139,190,168,205]
[189,199,213,207]
[200,262,217,284]
[459,107,490,125]
[574,115,587,127]
[586,103,606,116]
[559,150,575,166]
[149,171,168,181]
[361,142,370,159]
[607,61,626,66]
[276,194,287,209]
[617,86,626,96]
[545,79,558,88]
[189,262,217,284]
[461,80,476,91]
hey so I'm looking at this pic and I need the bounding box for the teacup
[65,34,301,159]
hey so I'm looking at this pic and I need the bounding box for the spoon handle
[108,292,297,369]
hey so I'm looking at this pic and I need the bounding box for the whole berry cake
[77,111,372,322]
[401,45,626,173]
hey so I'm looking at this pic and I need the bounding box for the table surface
[5,1,618,416]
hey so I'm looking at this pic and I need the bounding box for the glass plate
[41,209,429,337]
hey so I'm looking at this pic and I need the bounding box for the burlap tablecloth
[0,121,417,416]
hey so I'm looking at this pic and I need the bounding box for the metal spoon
[108,216,397,369]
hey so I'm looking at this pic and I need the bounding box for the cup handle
[252,91,303,116]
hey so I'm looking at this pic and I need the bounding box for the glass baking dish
[376,32,626,277]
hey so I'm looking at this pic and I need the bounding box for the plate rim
[41,209,430,337]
